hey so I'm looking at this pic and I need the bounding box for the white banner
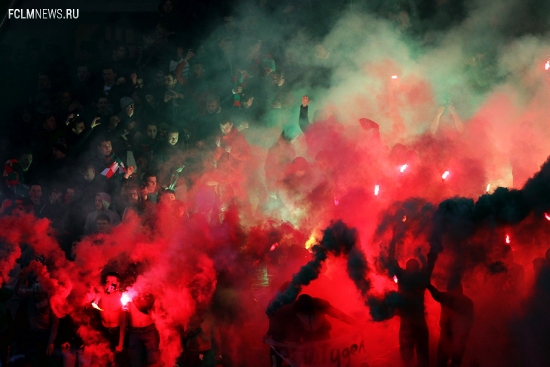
[265,334,370,367]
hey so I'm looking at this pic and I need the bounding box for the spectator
[83,193,121,235]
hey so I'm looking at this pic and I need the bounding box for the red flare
[399,164,408,173]
[393,275,398,283]
[91,302,103,311]
[545,213,550,221]
[505,234,511,244]
[545,60,550,71]
[442,171,450,180]
[270,243,278,251]
[374,185,380,196]
[391,75,398,80]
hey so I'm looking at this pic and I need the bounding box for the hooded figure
[83,192,121,235]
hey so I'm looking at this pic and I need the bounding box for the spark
[91,302,103,311]
[505,234,510,244]
[399,164,408,173]
[402,216,407,222]
[374,185,380,196]
[442,171,450,180]
[545,213,550,221]
[393,275,398,283]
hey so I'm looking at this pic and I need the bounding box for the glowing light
[121,293,131,309]
[402,216,407,222]
[393,275,398,283]
[399,164,408,173]
[505,234,511,244]
[442,171,450,180]
[545,213,550,221]
[305,234,317,250]
[545,60,550,71]
[334,198,339,206]
[391,75,398,80]
[270,242,278,251]
[486,184,491,193]
[374,185,380,196]
[91,302,103,311]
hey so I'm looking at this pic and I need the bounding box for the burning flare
[393,275,398,283]
[545,60,550,71]
[545,213,550,221]
[391,75,398,80]
[374,185,380,196]
[442,171,450,180]
[91,302,103,311]
[486,184,491,193]
[399,164,408,173]
[505,234,511,244]
[121,292,131,309]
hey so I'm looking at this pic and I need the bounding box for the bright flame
[334,198,339,206]
[486,184,491,193]
[402,216,407,222]
[374,185,380,196]
[442,171,450,180]
[91,302,103,311]
[305,233,317,250]
[391,75,398,79]
[399,164,408,173]
[505,234,511,244]
[393,275,398,283]
[270,242,278,251]
[545,60,550,71]
[121,293,131,308]
[545,213,550,221]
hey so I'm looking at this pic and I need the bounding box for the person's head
[38,71,51,89]
[125,186,141,204]
[192,62,205,79]
[112,42,126,61]
[58,89,73,107]
[206,94,220,114]
[143,173,158,193]
[160,0,173,14]
[220,120,233,136]
[164,73,177,88]
[81,164,96,182]
[64,188,75,204]
[146,124,158,139]
[96,214,112,233]
[103,272,120,293]
[154,70,165,86]
[18,152,33,172]
[294,294,314,313]
[405,258,420,272]
[120,97,135,116]
[29,184,42,204]
[108,115,120,130]
[95,192,111,210]
[102,67,117,86]
[167,128,179,146]
[161,189,176,202]
[76,64,90,82]
[97,138,113,156]
[42,114,57,131]
[71,119,85,135]
[97,96,111,113]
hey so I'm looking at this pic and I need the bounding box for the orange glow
[391,75,398,80]
[486,184,491,193]
[91,302,103,311]
[545,60,550,71]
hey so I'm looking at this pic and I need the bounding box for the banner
[265,334,370,367]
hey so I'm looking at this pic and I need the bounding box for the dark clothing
[428,284,474,367]
[128,324,160,367]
